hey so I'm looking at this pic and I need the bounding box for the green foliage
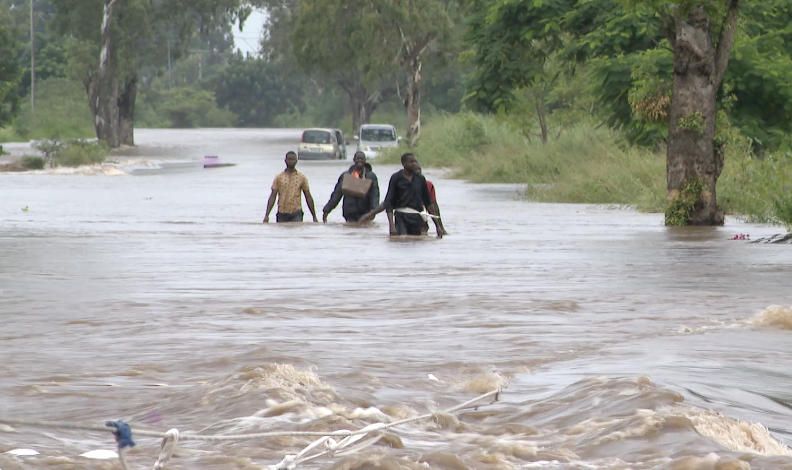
[54,139,107,167]
[32,137,107,167]
[678,111,705,134]
[719,149,792,224]
[724,0,792,150]
[665,178,705,226]
[21,155,45,169]
[157,87,237,128]
[464,0,792,151]
[214,54,304,127]
[9,78,94,141]
[292,0,393,86]
[0,11,22,128]
[771,192,792,231]
[378,112,666,210]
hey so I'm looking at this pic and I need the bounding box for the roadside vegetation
[1,0,791,227]
[378,112,792,225]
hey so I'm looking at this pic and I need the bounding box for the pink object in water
[729,233,750,240]
[203,155,236,168]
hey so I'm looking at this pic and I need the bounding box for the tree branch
[658,8,676,48]
[714,0,740,86]
[647,21,673,52]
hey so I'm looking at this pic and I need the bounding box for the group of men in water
[262,151,446,238]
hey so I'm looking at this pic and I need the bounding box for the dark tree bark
[118,75,137,146]
[86,0,129,148]
[662,1,740,225]
[339,73,394,135]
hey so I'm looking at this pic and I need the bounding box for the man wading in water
[263,151,318,223]
[362,153,444,238]
[416,163,448,236]
[322,151,380,223]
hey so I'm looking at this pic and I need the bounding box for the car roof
[361,124,395,129]
[303,128,334,133]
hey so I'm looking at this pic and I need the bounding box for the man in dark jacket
[322,151,380,223]
[361,153,443,238]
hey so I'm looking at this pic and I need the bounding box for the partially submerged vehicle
[298,128,346,160]
[355,124,401,159]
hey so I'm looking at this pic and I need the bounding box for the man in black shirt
[362,153,444,238]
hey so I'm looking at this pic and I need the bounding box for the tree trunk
[339,75,384,136]
[118,75,136,146]
[664,2,739,226]
[403,55,422,147]
[360,100,372,127]
[87,0,125,148]
[339,76,368,135]
[533,89,548,144]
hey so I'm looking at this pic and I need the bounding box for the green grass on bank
[0,79,94,144]
[378,112,792,224]
[378,113,667,211]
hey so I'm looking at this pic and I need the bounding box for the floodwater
[1,128,792,470]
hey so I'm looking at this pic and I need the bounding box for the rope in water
[0,389,500,470]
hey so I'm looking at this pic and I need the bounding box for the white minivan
[355,124,401,159]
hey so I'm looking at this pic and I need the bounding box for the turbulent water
[1,129,792,470]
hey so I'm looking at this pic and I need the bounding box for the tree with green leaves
[214,53,305,127]
[50,0,253,148]
[0,11,22,128]
[365,0,456,146]
[466,0,773,225]
[290,0,397,134]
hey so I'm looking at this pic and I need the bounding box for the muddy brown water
[1,129,792,470]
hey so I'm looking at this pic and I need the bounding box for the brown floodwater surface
[1,129,792,470]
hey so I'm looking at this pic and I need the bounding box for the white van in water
[355,124,401,159]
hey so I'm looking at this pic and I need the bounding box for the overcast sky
[232,9,267,56]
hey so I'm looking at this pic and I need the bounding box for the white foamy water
[1,129,792,470]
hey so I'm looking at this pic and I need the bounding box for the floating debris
[750,233,792,244]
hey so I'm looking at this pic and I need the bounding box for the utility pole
[30,0,35,110]
[167,41,172,89]
[189,50,209,82]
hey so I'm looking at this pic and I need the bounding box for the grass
[1,78,94,143]
[378,112,666,211]
[378,111,792,225]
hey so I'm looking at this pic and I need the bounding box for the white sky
[232,9,267,56]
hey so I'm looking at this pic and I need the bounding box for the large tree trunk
[403,56,422,147]
[339,76,368,135]
[663,2,739,226]
[86,0,134,149]
[118,75,136,146]
[339,74,391,136]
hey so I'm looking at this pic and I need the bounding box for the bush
[55,139,107,167]
[770,192,792,230]
[379,112,666,211]
[719,150,792,222]
[21,155,45,169]
[32,138,107,167]
[158,87,237,128]
[10,78,94,141]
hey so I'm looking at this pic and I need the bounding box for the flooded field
[1,129,791,470]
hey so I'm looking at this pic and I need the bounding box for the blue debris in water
[105,420,136,448]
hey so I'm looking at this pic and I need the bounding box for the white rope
[270,391,500,470]
[395,207,439,222]
[0,389,498,442]
[0,389,501,470]
[152,428,179,470]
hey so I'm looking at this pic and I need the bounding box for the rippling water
[1,129,792,470]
